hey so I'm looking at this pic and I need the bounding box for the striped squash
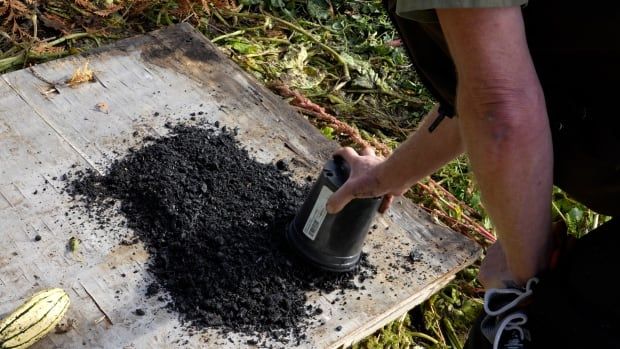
[0,288,70,349]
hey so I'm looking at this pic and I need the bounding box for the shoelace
[493,311,528,349]
[481,278,539,349]
[484,278,539,316]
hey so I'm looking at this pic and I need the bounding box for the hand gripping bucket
[286,156,382,272]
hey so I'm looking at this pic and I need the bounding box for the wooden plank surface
[0,23,481,348]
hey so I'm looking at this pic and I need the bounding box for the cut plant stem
[212,8,231,27]
[46,32,96,47]
[417,182,495,243]
[442,317,463,349]
[210,26,264,43]
[417,204,491,246]
[427,298,447,344]
[345,88,424,107]
[245,49,283,58]
[409,331,440,345]
[592,213,600,229]
[552,201,568,223]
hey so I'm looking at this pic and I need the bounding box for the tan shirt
[396,0,528,22]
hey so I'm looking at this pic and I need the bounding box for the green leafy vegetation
[552,187,611,238]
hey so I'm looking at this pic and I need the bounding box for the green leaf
[307,0,331,20]
[230,41,255,54]
[320,126,335,140]
[371,44,392,56]
[567,207,583,221]
[270,0,286,9]
[351,75,374,89]
[460,299,483,323]
[341,52,380,88]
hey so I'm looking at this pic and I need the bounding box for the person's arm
[436,7,553,287]
[326,105,464,213]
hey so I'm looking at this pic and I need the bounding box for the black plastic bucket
[286,156,382,272]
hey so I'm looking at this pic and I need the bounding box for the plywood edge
[329,249,481,349]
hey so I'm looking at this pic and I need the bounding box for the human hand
[325,147,406,214]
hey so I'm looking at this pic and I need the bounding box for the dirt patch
[67,124,374,342]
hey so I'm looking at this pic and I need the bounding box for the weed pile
[67,124,374,341]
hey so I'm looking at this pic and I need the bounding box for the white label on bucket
[302,186,333,241]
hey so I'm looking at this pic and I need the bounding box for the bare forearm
[326,106,464,214]
[438,8,553,285]
[378,106,464,192]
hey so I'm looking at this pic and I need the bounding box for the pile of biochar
[68,124,373,340]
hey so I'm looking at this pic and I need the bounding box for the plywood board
[0,23,481,348]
